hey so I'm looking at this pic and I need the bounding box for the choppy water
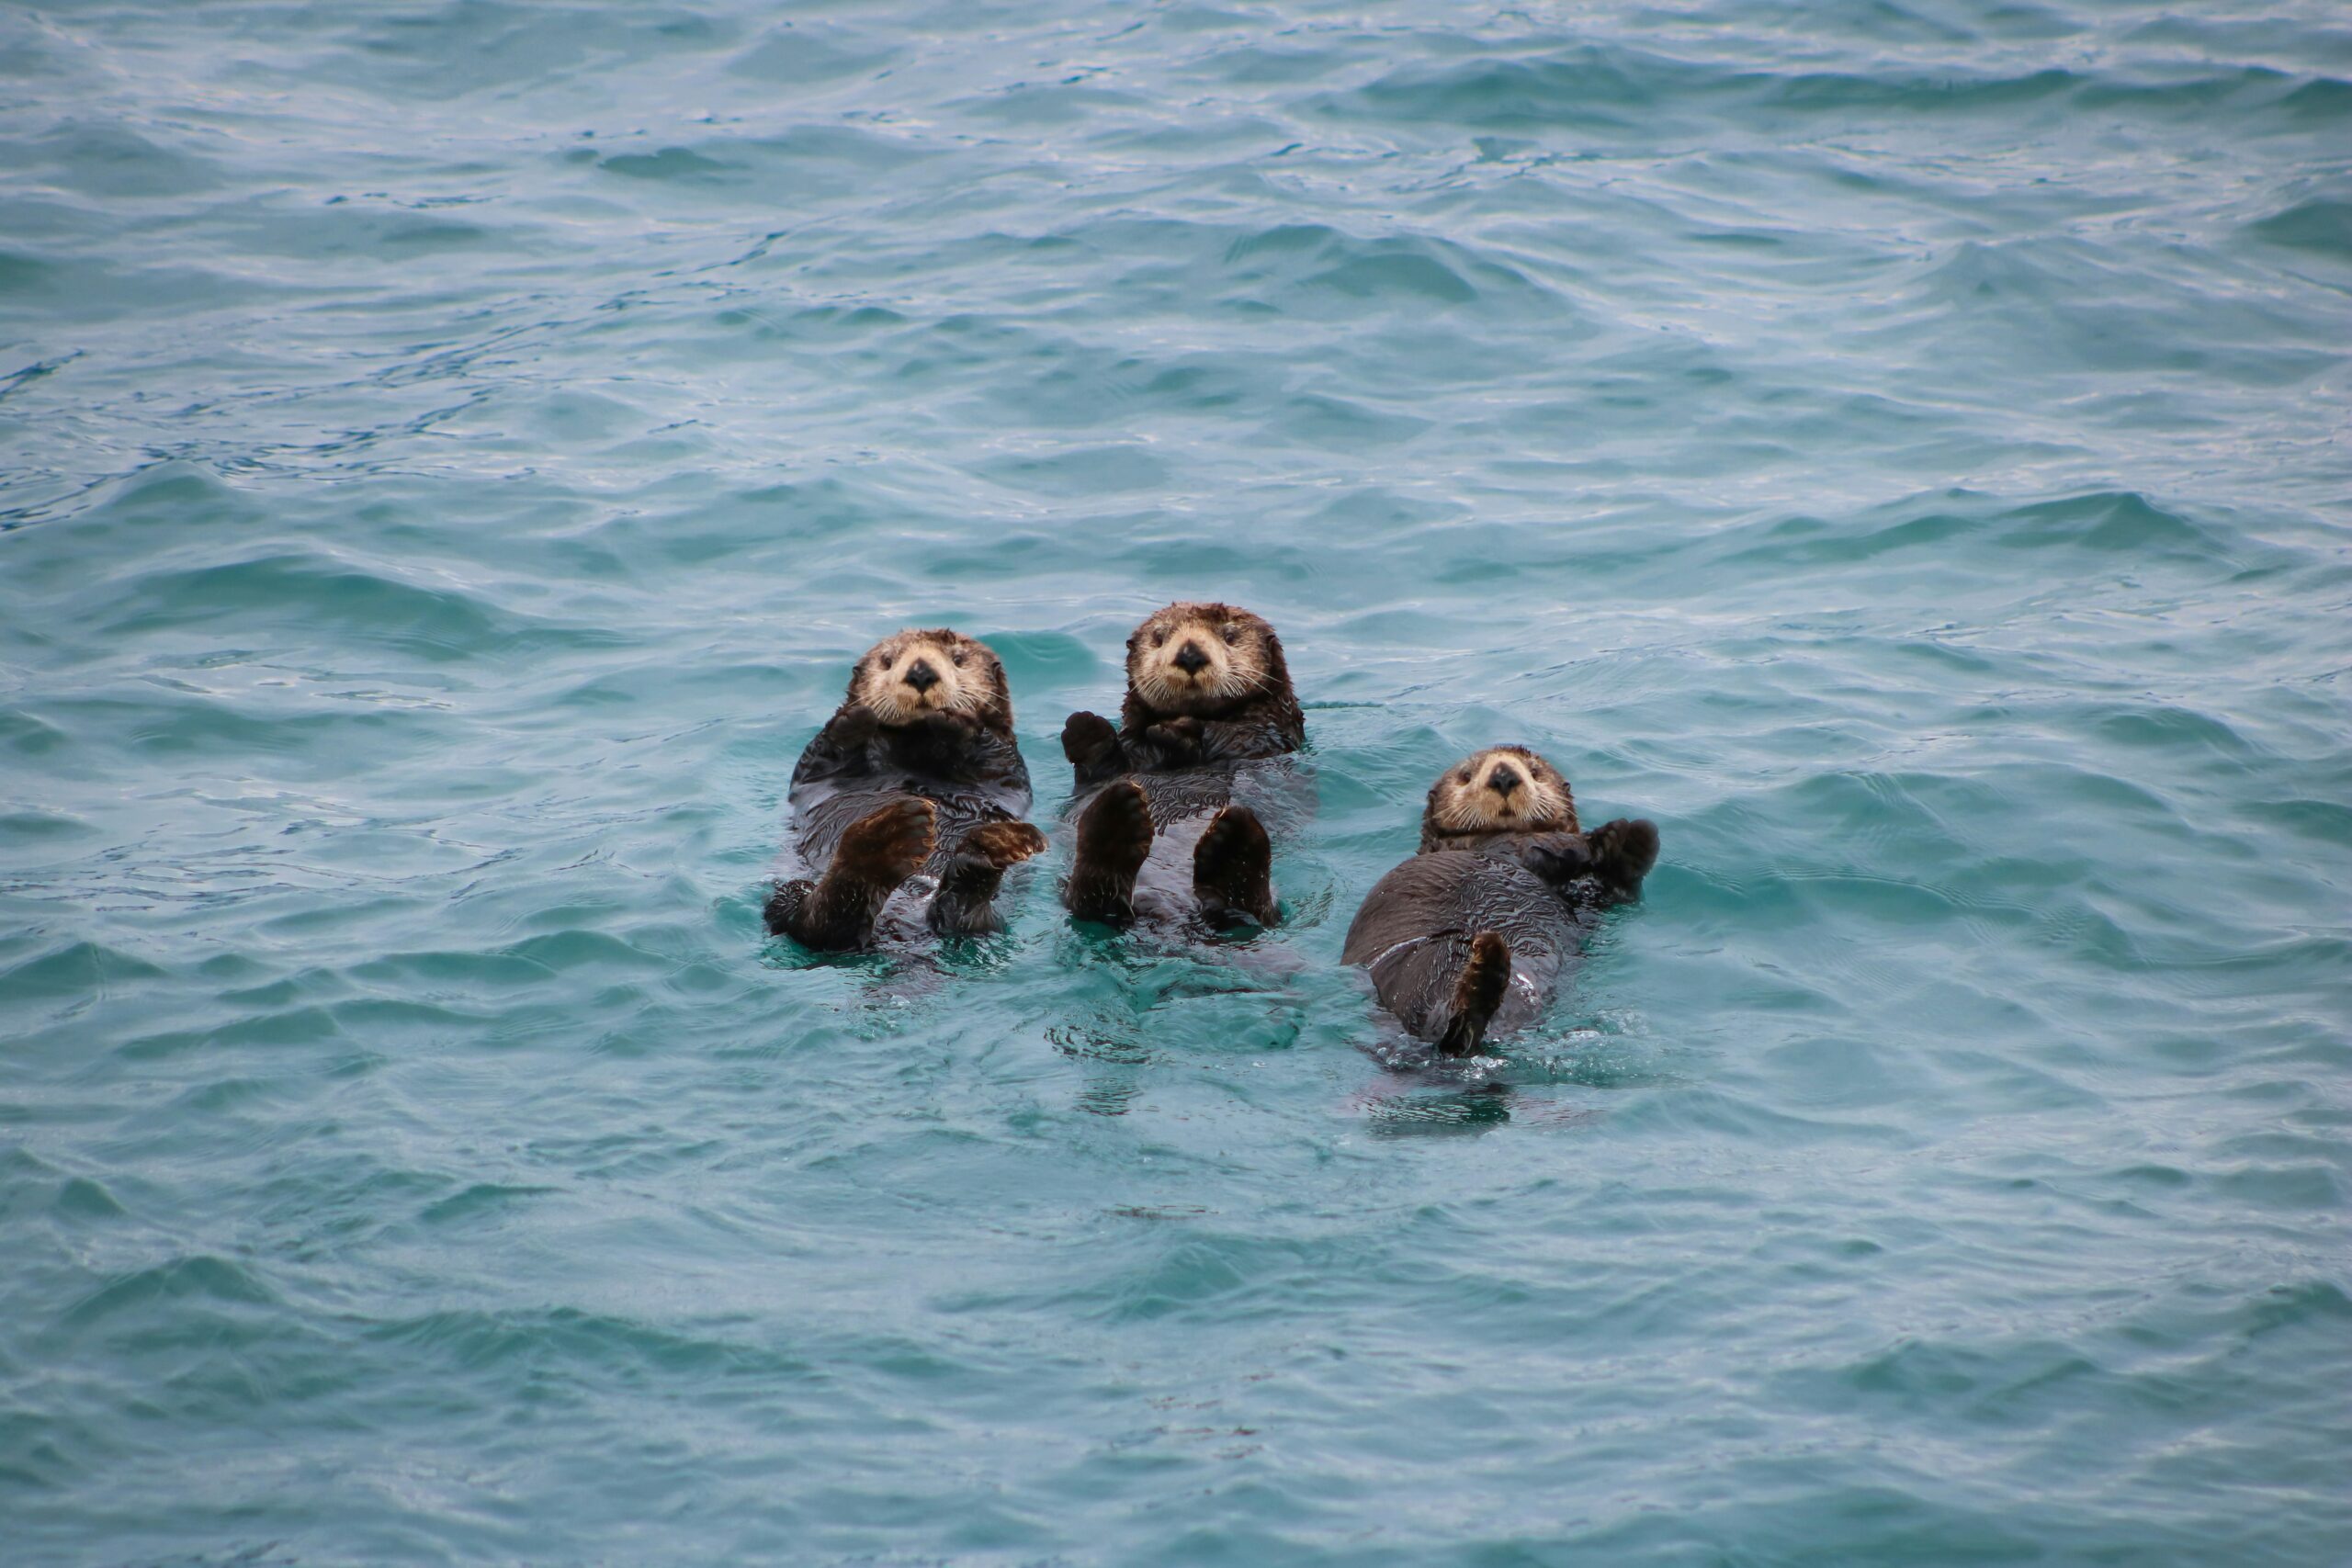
[5,1,2350,1562]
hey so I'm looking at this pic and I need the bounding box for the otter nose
[1173,641,1210,675]
[1492,770,1521,798]
[904,660,939,694]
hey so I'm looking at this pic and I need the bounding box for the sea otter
[1341,746,1658,1055]
[1058,601,1306,929]
[763,628,1046,951]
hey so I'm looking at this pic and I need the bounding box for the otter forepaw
[1062,710,1124,782]
[1586,817,1660,897]
[1144,716,1205,766]
[1518,833,1594,885]
[831,705,882,748]
[1193,805,1277,928]
[908,708,978,741]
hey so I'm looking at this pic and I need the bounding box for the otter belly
[782,775,1034,931]
[1343,853,1574,1043]
[1064,755,1312,925]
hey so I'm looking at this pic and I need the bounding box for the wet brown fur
[1344,746,1658,1055]
[1060,602,1304,929]
[1115,602,1304,756]
[767,628,1039,950]
[1419,744,1577,852]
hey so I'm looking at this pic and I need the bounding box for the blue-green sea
[5,2,2350,1562]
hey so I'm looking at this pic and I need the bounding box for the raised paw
[1063,710,1120,763]
[1067,780,1153,923]
[960,819,1048,870]
[1076,781,1153,876]
[1517,832,1593,885]
[1586,817,1660,893]
[837,797,938,885]
[1193,804,1276,927]
[1438,931,1512,1057]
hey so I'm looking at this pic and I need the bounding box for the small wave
[61,1256,280,1328]
[2247,197,2352,257]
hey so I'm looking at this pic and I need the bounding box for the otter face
[1425,746,1577,837]
[850,628,1008,728]
[1125,601,1281,718]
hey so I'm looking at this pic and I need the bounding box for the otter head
[1125,601,1290,719]
[1422,746,1577,846]
[848,627,1013,734]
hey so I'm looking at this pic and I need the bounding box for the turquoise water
[5,0,2350,1561]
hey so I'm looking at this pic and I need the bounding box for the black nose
[1173,641,1209,675]
[1492,770,1521,797]
[904,660,939,694]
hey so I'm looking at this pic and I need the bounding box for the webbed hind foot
[1436,931,1511,1057]
[769,798,937,951]
[1066,781,1152,925]
[1193,805,1277,928]
[929,820,1048,937]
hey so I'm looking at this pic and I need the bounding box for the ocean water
[4,0,2349,1562]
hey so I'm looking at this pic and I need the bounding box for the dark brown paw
[961,819,1048,870]
[1588,817,1660,890]
[837,797,937,884]
[1067,781,1153,923]
[1062,710,1120,764]
[1193,805,1276,926]
[831,706,882,748]
[1144,716,1204,764]
[1439,931,1512,1056]
[1076,782,1153,877]
[1513,831,1592,885]
[908,709,978,741]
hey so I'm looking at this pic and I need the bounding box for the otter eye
[951,651,967,667]
[1455,769,1472,784]
[1151,630,1167,648]
[1219,624,1238,643]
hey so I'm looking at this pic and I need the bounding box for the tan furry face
[1126,602,1276,717]
[1426,747,1577,836]
[851,629,1003,727]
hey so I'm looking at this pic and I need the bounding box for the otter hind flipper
[1586,818,1660,899]
[1067,781,1153,925]
[1436,931,1512,1057]
[928,819,1048,937]
[771,798,937,951]
[1193,805,1278,928]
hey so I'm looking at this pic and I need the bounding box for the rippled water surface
[5,2,2350,1562]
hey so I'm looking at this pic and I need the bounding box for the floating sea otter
[764,628,1046,951]
[1342,746,1657,1055]
[1058,601,1306,929]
